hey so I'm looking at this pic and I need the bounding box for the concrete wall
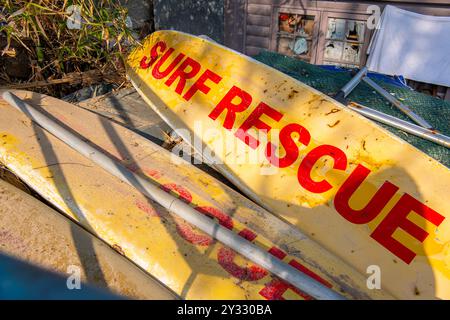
[154,0,224,43]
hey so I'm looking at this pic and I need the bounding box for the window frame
[316,11,373,67]
[270,6,322,64]
[270,7,373,68]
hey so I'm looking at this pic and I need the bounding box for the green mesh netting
[254,51,450,168]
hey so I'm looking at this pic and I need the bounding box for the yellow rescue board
[0,179,176,299]
[126,30,450,299]
[0,90,389,300]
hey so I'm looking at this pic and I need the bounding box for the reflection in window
[277,13,315,62]
[324,18,365,68]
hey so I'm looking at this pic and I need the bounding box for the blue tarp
[318,65,410,89]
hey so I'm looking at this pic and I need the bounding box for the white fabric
[367,5,450,87]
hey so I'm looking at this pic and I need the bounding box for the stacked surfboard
[126,31,450,299]
[0,88,383,299]
[0,178,176,299]
[0,30,448,300]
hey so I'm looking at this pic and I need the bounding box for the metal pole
[334,67,368,103]
[2,91,346,300]
[362,76,433,129]
[348,102,450,149]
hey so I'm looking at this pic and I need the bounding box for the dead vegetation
[0,0,140,97]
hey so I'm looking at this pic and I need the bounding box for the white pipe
[348,102,450,149]
[342,67,368,98]
[334,67,368,104]
[336,67,433,130]
[2,91,346,300]
[362,76,433,129]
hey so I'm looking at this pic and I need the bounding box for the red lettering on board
[334,164,399,224]
[138,44,446,265]
[176,206,234,246]
[161,183,193,203]
[217,228,268,281]
[135,199,160,217]
[235,102,283,149]
[208,86,252,130]
[164,57,201,95]
[175,222,213,246]
[144,168,163,180]
[196,206,234,230]
[265,123,311,168]
[298,145,347,193]
[140,41,167,69]
[371,193,445,264]
[260,246,332,300]
[268,246,287,259]
[183,69,222,101]
[152,49,185,79]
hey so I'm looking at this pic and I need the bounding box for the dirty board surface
[77,88,229,184]
[0,90,389,300]
[127,30,450,299]
[77,88,171,144]
[254,50,450,168]
[0,178,177,300]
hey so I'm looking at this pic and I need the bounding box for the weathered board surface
[127,30,450,299]
[0,179,177,299]
[77,88,171,144]
[77,88,219,179]
[0,90,388,300]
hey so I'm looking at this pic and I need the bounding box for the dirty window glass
[324,18,365,68]
[277,13,315,62]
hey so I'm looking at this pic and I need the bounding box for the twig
[0,69,123,89]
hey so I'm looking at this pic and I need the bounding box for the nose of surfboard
[126,30,450,300]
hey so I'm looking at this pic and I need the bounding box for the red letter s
[140,41,167,69]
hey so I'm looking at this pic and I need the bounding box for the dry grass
[0,0,140,96]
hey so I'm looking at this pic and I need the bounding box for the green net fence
[254,50,450,168]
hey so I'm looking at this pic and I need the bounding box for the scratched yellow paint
[0,179,177,299]
[126,31,450,299]
[0,90,392,299]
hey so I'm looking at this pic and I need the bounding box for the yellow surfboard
[126,30,450,299]
[0,178,177,299]
[0,90,389,300]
